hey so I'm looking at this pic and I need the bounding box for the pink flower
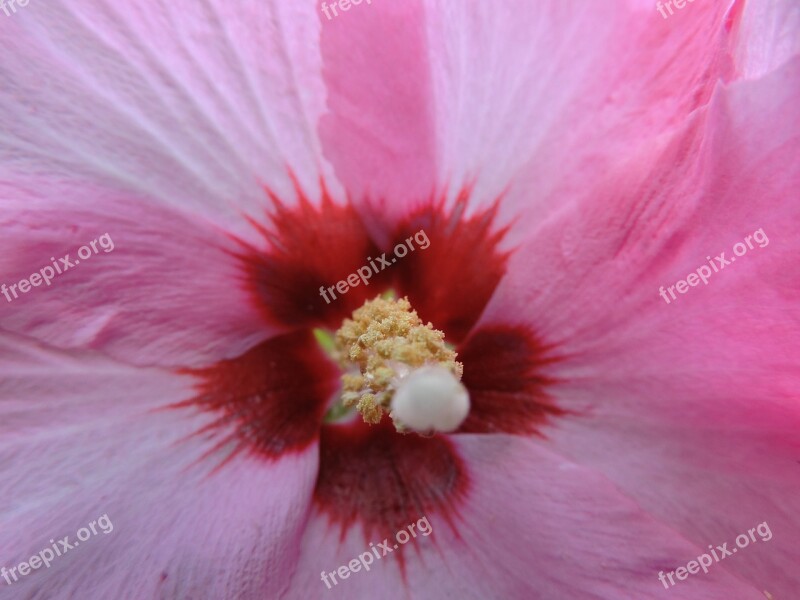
[1,1,798,599]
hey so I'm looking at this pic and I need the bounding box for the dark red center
[177,183,563,541]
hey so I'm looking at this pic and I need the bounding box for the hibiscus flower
[1,1,798,599]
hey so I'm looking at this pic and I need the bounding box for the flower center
[332,296,470,434]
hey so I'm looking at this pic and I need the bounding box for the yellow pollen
[333,296,463,428]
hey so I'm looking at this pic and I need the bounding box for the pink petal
[731,0,800,79]
[478,59,800,596]
[320,0,741,234]
[0,186,268,367]
[286,435,763,599]
[0,0,338,224]
[318,0,437,220]
[0,332,316,599]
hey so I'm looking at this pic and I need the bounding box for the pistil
[333,296,469,433]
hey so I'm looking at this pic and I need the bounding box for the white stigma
[390,366,470,433]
